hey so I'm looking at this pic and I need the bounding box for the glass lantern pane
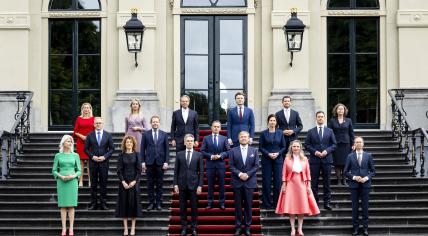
[287,32,302,51]
[127,33,142,51]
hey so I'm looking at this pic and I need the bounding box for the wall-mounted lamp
[283,8,305,67]
[123,8,146,67]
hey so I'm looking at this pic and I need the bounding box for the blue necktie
[318,127,323,142]
[97,131,101,146]
[214,134,218,147]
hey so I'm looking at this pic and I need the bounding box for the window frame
[49,0,101,11]
[327,0,379,10]
[181,0,247,8]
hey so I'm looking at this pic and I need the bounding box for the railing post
[1,137,8,180]
[420,134,425,177]
[411,132,418,177]
[404,124,410,164]
[391,100,397,140]
[397,111,403,151]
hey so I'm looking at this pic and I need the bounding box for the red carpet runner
[168,130,262,236]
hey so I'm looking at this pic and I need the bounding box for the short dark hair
[282,95,292,102]
[315,111,325,116]
[150,115,160,123]
[235,92,246,99]
[267,114,278,128]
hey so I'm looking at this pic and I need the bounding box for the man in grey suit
[170,95,199,152]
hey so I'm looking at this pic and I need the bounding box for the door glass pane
[49,0,73,10]
[219,90,243,123]
[50,56,73,89]
[78,56,100,89]
[77,0,101,10]
[216,0,246,7]
[185,56,208,89]
[78,20,101,54]
[356,54,378,88]
[186,90,209,125]
[327,89,351,119]
[78,90,101,116]
[328,0,350,8]
[328,54,350,88]
[182,0,211,7]
[220,55,243,89]
[355,18,378,53]
[185,20,208,54]
[356,0,379,8]
[220,20,243,54]
[50,20,73,54]
[356,89,378,123]
[49,91,73,126]
[327,18,350,53]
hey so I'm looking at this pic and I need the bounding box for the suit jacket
[173,150,204,190]
[327,117,355,144]
[200,134,230,169]
[227,106,255,144]
[275,109,303,142]
[228,146,259,189]
[84,130,115,160]
[170,108,199,144]
[344,151,376,189]
[140,129,169,166]
[282,156,311,183]
[304,126,337,164]
[258,129,286,164]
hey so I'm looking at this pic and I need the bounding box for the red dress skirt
[73,116,95,160]
[275,172,320,216]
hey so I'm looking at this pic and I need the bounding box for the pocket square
[251,154,254,157]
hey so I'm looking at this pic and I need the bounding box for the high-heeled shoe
[297,231,304,236]
[60,231,66,236]
[68,229,74,236]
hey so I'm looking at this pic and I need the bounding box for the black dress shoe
[206,204,213,209]
[100,204,109,210]
[363,230,369,236]
[88,204,97,210]
[180,228,186,236]
[219,204,225,210]
[147,203,155,211]
[244,228,251,236]
[324,204,333,210]
[234,228,241,236]
[341,179,347,186]
[351,230,358,236]
[156,204,162,211]
[191,229,198,236]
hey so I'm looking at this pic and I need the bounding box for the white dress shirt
[182,108,189,124]
[292,154,303,173]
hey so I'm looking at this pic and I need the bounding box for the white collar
[240,145,248,149]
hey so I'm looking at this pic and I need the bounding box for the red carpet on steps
[168,130,263,236]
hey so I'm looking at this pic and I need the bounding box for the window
[181,0,246,7]
[327,0,379,9]
[49,0,101,10]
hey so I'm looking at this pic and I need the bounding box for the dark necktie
[153,129,158,144]
[214,134,218,147]
[318,127,323,142]
[239,107,243,121]
[186,150,191,165]
[97,131,101,146]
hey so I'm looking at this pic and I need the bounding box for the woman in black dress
[328,103,355,185]
[116,135,142,236]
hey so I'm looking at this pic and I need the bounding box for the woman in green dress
[52,134,81,236]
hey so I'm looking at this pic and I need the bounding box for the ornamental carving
[180,8,247,15]
[49,12,101,18]
[328,10,380,16]
[169,0,174,10]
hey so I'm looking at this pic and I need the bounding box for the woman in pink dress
[73,103,95,187]
[276,140,320,236]
[125,99,147,152]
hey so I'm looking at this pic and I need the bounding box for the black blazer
[304,126,337,164]
[173,150,204,190]
[170,109,199,143]
[344,151,376,189]
[258,129,286,164]
[84,130,115,160]
[275,109,303,142]
[328,117,355,144]
[140,129,169,166]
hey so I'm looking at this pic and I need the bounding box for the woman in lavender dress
[125,98,148,152]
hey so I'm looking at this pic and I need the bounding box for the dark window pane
[328,0,350,8]
[78,20,101,54]
[49,0,73,10]
[356,54,378,88]
[77,0,101,10]
[78,90,101,116]
[50,55,73,89]
[327,18,350,53]
[185,56,209,89]
[356,89,378,123]
[328,54,350,88]
[185,20,209,54]
[220,20,243,53]
[182,0,211,7]
[216,0,246,7]
[219,90,242,124]
[356,0,379,8]
[78,56,100,89]
[355,18,378,53]
[49,91,73,126]
[220,55,243,89]
[50,20,73,54]
[186,90,209,125]
[327,89,351,119]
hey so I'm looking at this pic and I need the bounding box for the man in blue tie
[304,111,337,211]
[201,120,230,210]
[229,131,259,236]
[227,92,255,147]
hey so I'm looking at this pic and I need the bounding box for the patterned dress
[125,115,147,152]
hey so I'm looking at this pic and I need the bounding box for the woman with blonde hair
[276,140,319,236]
[52,135,81,236]
[125,98,147,152]
[73,102,95,186]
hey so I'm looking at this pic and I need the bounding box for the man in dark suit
[275,95,303,151]
[170,95,199,152]
[200,120,230,210]
[229,131,259,236]
[141,115,169,211]
[173,134,204,236]
[304,111,337,210]
[227,92,255,147]
[344,136,375,236]
[84,117,115,210]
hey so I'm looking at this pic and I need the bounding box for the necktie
[97,131,101,146]
[318,127,323,141]
[153,129,158,144]
[357,153,362,167]
[214,134,218,147]
[242,147,247,164]
[239,107,243,121]
[186,151,191,165]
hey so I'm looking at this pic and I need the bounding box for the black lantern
[123,8,146,67]
[283,8,305,67]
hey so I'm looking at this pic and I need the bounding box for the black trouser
[206,167,226,205]
[351,186,370,231]
[146,164,165,205]
[310,162,331,204]
[233,186,254,229]
[261,158,282,208]
[89,160,109,205]
[179,187,198,229]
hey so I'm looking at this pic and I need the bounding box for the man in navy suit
[227,92,255,147]
[173,134,204,236]
[304,111,337,210]
[229,131,259,236]
[140,115,170,211]
[344,136,375,236]
[275,95,303,151]
[201,120,230,210]
[84,117,115,210]
[171,95,199,152]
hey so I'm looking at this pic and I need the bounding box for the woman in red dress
[73,103,95,187]
[276,140,319,236]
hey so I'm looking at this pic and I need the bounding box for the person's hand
[314,151,322,157]
[321,150,328,157]
[122,181,129,189]
[92,156,99,162]
[171,140,176,147]
[99,156,105,161]
[174,185,179,194]
[307,188,311,195]
[81,135,86,141]
[132,127,140,131]
[272,153,279,159]
[194,141,199,147]
[129,180,136,188]
[284,130,294,136]
[360,177,368,183]
[142,163,146,173]
[228,139,234,146]
[268,153,275,159]
[196,186,202,195]
[354,176,362,182]
[162,163,169,170]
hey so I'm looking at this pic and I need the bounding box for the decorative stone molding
[169,0,175,10]
[254,0,259,9]
[0,14,30,29]
[321,10,386,17]
[42,11,107,18]
[173,8,254,15]
[271,11,310,29]
[117,12,156,28]
[397,11,428,28]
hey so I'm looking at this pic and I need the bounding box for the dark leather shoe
[244,228,251,236]
[324,204,333,210]
[191,229,198,236]
[180,228,186,236]
[219,204,225,210]
[351,230,358,236]
[147,203,155,211]
[156,203,162,211]
[88,204,97,210]
[363,230,369,236]
[234,229,241,236]
[206,204,213,209]
[100,204,109,210]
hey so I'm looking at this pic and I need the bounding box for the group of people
[52,92,376,236]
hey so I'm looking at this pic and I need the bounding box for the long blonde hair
[80,103,93,118]
[129,98,141,116]
[59,135,74,153]
[286,140,307,161]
